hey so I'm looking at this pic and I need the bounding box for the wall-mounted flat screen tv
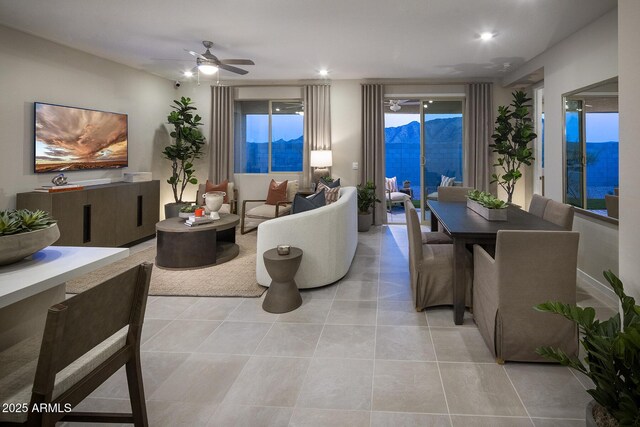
[34,102,128,173]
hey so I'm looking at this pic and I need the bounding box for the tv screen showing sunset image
[34,103,128,173]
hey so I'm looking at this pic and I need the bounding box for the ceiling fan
[186,41,254,76]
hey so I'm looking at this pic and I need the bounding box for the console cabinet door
[139,180,160,237]
[87,186,118,246]
[115,183,140,246]
[51,191,89,246]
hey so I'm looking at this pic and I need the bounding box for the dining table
[427,200,565,325]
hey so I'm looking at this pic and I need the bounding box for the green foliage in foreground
[536,270,640,426]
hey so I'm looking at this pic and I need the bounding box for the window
[564,80,619,215]
[234,100,303,173]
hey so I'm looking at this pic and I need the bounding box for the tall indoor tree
[490,90,536,203]
[164,97,205,204]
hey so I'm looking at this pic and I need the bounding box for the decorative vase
[467,199,508,221]
[358,212,373,232]
[0,224,60,266]
[203,191,226,220]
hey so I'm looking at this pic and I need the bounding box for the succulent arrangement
[536,271,640,426]
[179,204,199,213]
[467,190,508,209]
[0,209,57,236]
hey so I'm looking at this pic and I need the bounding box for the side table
[262,247,303,313]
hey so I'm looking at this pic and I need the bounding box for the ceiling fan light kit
[185,41,254,77]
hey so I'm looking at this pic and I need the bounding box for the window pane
[234,101,269,173]
[424,100,463,198]
[585,110,619,210]
[384,106,420,210]
[565,100,584,208]
[271,101,303,172]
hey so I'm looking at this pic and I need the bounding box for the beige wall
[618,0,640,299]
[503,9,619,291]
[0,25,175,213]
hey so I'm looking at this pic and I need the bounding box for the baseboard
[577,268,616,302]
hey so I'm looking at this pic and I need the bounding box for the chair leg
[126,351,149,427]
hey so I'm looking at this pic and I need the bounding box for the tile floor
[67,225,619,427]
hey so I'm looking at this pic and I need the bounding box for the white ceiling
[0,0,617,82]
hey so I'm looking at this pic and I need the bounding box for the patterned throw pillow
[320,177,341,188]
[266,179,288,205]
[205,179,229,203]
[385,176,398,192]
[292,189,326,214]
[440,175,455,187]
[316,181,340,204]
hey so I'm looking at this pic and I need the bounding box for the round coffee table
[262,247,303,313]
[155,214,239,269]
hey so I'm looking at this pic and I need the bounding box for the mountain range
[385,117,463,145]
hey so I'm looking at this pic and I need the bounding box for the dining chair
[528,194,549,218]
[543,199,574,230]
[406,207,471,311]
[437,186,473,202]
[403,200,451,244]
[0,263,153,426]
[605,194,619,219]
[473,230,579,363]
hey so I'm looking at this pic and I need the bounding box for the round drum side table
[262,247,303,313]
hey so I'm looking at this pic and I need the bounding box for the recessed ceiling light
[428,100,434,103]
[275,108,281,112]
[183,71,193,77]
[424,104,428,108]
[480,32,495,41]
[319,69,328,76]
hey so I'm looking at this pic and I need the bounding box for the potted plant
[403,180,411,189]
[0,209,59,265]
[466,189,508,221]
[163,97,206,218]
[535,270,640,427]
[490,90,536,204]
[357,181,381,232]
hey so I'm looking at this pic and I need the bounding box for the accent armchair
[196,182,238,214]
[241,180,298,234]
[473,230,580,363]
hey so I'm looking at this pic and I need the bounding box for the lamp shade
[310,150,333,167]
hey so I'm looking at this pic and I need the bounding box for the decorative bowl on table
[0,223,60,266]
[203,191,226,220]
[179,204,199,219]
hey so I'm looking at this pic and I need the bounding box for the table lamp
[310,150,333,185]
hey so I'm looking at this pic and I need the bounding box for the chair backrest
[528,194,549,218]
[197,182,236,203]
[403,199,414,225]
[605,194,619,219]
[407,206,424,281]
[543,199,574,230]
[494,230,579,308]
[33,263,153,395]
[438,186,473,202]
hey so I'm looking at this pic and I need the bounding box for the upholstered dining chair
[437,186,474,202]
[473,230,580,363]
[528,194,550,218]
[403,200,452,244]
[406,207,471,311]
[543,199,574,230]
[0,263,153,426]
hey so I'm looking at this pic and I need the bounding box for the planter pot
[467,199,507,221]
[164,202,189,219]
[586,400,597,427]
[0,223,60,266]
[358,212,373,232]
[586,400,618,427]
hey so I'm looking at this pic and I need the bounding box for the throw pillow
[320,177,341,188]
[205,179,229,203]
[292,189,326,214]
[440,175,455,187]
[317,181,340,204]
[266,179,288,205]
[385,176,398,192]
[277,179,299,201]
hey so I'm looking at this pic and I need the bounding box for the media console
[17,180,160,247]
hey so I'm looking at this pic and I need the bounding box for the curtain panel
[464,82,493,192]
[303,85,332,187]
[361,84,386,225]
[209,85,234,183]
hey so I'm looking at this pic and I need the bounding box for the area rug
[66,232,266,297]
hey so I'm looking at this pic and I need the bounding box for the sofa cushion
[317,182,340,204]
[292,190,326,214]
[320,177,341,188]
[205,179,229,203]
[266,179,288,205]
[388,191,411,202]
[246,203,291,219]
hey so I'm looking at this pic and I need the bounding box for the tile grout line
[427,315,454,427]
[502,365,535,426]
[369,230,383,427]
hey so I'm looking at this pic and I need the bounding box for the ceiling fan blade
[185,49,206,60]
[219,63,248,75]
[220,59,255,65]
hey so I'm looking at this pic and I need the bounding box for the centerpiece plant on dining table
[467,190,508,209]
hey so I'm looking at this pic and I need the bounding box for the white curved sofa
[256,186,358,289]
